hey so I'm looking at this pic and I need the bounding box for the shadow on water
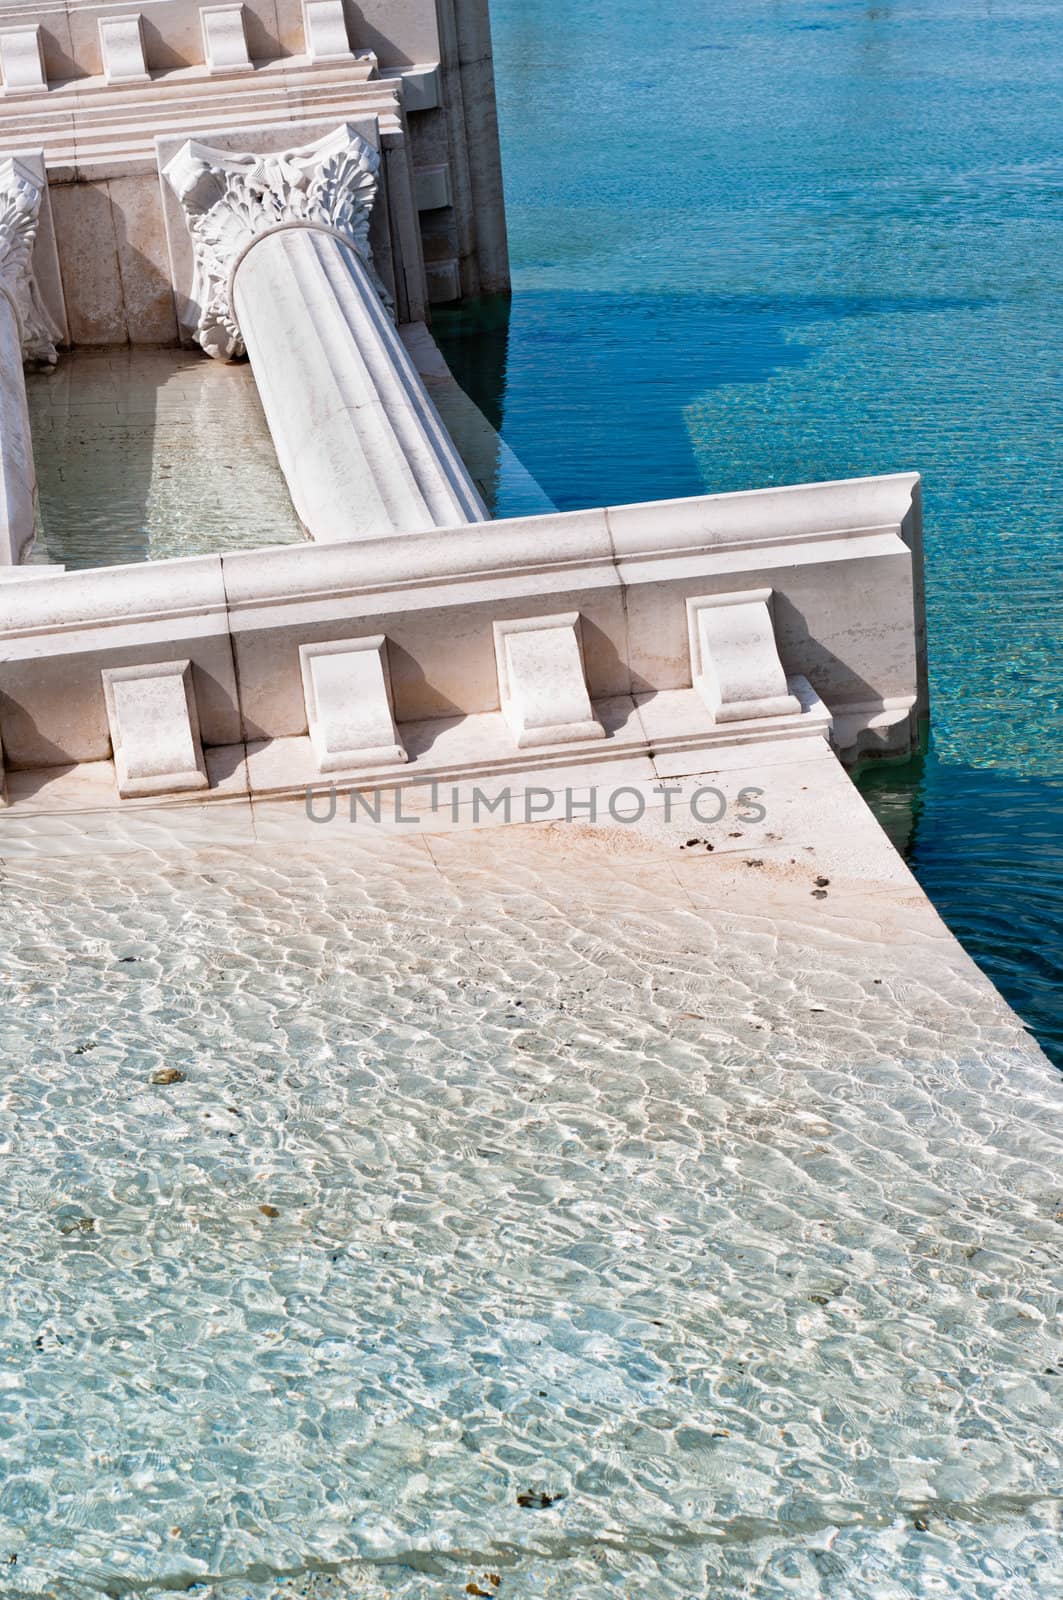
[435,289,991,510]
[858,745,1063,1070]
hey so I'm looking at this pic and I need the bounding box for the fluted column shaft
[233,226,485,541]
[164,124,486,544]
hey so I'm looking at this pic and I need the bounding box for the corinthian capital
[164,123,387,360]
[0,155,62,368]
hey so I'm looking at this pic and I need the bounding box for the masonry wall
[0,0,509,342]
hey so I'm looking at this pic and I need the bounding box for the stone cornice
[0,475,921,637]
[163,122,387,359]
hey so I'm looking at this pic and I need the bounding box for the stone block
[299,636,407,771]
[399,65,442,114]
[687,589,801,723]
[425,259,461,303]
[101,660,209,797]
[414,163,451,211]
[493,612,605,749]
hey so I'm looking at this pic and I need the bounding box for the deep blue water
[438,0,1063,1067]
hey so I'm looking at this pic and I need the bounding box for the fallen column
[165,124,487,543]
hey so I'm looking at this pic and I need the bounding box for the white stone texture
[200,5,254,74]
[0,154,65,367]
[163,122,386,361]
[302,0,352,61]
[0,0,509,315]
[0,475,924,779]
[687,588,802,723]
[0,27,47,95]
[0,554,240,767]
[101,659,209,797]
[299,636,406,771]
[494,613,605,749]
[0,154,65,564]
[98,15,151,84]
[164,123,485,540]
[235,229,485,538]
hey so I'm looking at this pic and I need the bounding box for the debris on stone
[516,1490,564,1509]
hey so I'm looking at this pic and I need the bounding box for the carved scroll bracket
[163,123,389,360]
[0,154,64,368]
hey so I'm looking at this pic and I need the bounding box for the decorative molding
[0,155,63,366]
[163,122,386,359]
[299,637,407,771]
[687,589,802,723]
[493,612,605,749]
[0,476,921,776]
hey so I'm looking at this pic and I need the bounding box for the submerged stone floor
[24,349,306,569]
[0,751,1060,1598]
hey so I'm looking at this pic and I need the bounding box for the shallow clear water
[0,838,1060,1598]
[436,0,1063,1064]
[25,349,305,568]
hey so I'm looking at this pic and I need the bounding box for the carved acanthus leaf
[0,157,62,368]
[164,124,388,361]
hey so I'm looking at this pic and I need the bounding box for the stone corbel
[0,27,47,96]
[303,0,353,61]
[98,15,151,85]
[162,122,389,360]
[300,637,407,771]
[201,5,254,75]
[102,660,209,798]
[687,589,802,723]
[494,613,605,749]
[0,154,65,367]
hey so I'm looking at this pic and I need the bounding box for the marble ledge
[0,707,1016,992]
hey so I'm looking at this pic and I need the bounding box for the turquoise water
[438,0,1063,1064]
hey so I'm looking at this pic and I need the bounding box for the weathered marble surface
[0,473,924,778]
[0,152,65,563]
